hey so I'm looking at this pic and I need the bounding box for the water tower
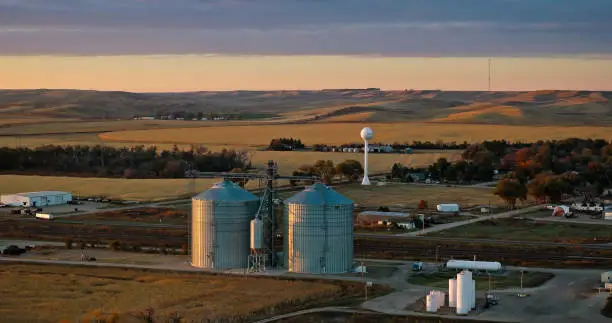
[360,127,373,185]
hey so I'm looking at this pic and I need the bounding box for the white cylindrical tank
[456,272,469,315]
[250,218,263,250]
[471,279,476,309]
[446,260,502,272]
[426,294,435,312]
[449,278,457,307]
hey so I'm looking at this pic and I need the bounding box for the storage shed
[0,191,72,207]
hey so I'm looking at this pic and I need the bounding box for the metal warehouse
[0,191,73,207]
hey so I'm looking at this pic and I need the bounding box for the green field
[427,218,612,243]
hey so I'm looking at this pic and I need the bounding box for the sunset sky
[1,0,611,92]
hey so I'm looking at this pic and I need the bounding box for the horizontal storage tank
[437,203,460,213]
[191,180,259,269]
[284,183,354,274]
[446,260,502,272]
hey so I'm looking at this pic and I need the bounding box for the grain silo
[191,180,259,269]
[284,183,354,274]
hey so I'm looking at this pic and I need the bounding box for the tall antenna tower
[488,58,492,92]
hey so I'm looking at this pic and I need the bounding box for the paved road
[252,307,375,323]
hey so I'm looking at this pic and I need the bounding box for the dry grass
[0,175,221,201]
[315,111,375,122]
[433,104,522,122]
[0,119,253,136]
[100,122,612,146]
[0,117,80,126]
[0,264,340,323]
[251,150,461,175]
[325,183,502,208]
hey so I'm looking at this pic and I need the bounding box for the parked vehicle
[2,245,26,255]
[35,213,55,220]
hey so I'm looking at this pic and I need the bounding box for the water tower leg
[362,142,371,185]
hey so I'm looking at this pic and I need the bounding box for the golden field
[252,150,461,175]
[0,264,340,323]
[100,122,612,146]
[0,175,221,201]
[331,183,506,208]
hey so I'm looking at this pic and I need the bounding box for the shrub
[109,240,121,251]
[64,239,73,249]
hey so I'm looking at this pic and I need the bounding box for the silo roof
[193,180,259,202]
[285,183,353,205]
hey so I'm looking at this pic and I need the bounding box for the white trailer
[437,204,460,213]
[446,260,503,272]
[35,213,55,220]
[552,205,572,217]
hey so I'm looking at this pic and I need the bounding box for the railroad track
[9,219,612,250]
[4,220,612,265]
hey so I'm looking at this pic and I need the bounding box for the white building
[1,191,72,207]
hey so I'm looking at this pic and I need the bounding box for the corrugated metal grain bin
[191,180,259,269]
[284,183,354,274]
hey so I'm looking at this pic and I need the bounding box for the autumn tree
[493,178,527,209]
[335,159,363,181]
[312,160,336,184]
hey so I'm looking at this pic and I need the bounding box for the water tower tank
[191,180,259,269]
[284,183,354,274]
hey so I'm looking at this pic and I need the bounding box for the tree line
[277,138,532,152]
[493,138,612,207]
[291,159,364,185]
[388,137,612,208]
[267,138,305,151]
[0,145,250,179]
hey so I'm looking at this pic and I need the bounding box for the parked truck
[35,213,55,220]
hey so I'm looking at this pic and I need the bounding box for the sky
[1,0,611,91]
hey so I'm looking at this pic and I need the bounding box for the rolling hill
[0,89,610,126]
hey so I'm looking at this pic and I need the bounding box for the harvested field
[99,122,612,146]
[252,150,460,175]
[427,218,612,243]
[0,175,219,201]
[0,263,375,323]
[329,183,505,208]
[407,271,554,291]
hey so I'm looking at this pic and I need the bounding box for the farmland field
[0,175,221,201]
[99,122,612,146]
[327,183,504,208]
[0,264,351,323]
[427,218,612,243]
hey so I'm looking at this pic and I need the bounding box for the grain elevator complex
[189,162,355,274]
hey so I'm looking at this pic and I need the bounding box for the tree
[65,239,73,249]
[110,240,121,251]
[312,160,336,184]
[335,160,363,181]
[493,178,527,209]
[229,167,249,188]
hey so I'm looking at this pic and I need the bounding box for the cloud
[0,0,610,56]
